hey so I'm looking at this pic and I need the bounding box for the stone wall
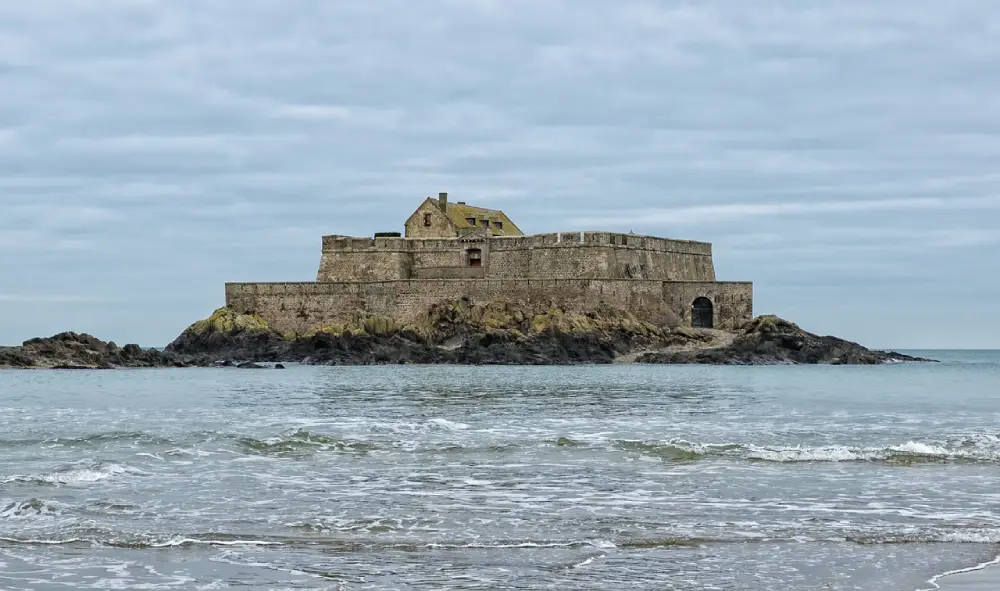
[662,281,754,330]
[225,279,753,336]
[316,232,716,283]
[403,199,456,239]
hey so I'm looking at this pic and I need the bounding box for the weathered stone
[0,333,189,369]
[636,315,934,365]
[231,195,752,338]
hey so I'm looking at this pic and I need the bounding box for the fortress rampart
[317,231,716,283]
[221,194,753,336]
[225,279,753,336]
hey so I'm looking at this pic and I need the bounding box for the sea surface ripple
[1,350,999,590]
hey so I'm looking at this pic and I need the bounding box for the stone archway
[692,297,714,328]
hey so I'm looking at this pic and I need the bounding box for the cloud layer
[1,1,998,348]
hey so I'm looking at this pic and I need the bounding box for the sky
[1,1,998,349]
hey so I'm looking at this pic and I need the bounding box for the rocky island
[0,193,932,369]
[1,304,929,370]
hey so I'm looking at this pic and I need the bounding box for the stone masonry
[225,193,753,335]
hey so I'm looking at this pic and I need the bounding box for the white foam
[3,463,137,486]
[427,418,470,431]
[150,537,283,548]
[570,554,606,569]
[0,536,82,545]
[889,441,952,456]
[920,553,1000,590]
[745,445,867,462]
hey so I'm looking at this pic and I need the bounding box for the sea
[1,351,999,590]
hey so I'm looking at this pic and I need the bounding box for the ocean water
[1,352,999,590]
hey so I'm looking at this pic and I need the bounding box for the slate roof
[436,200,524,236]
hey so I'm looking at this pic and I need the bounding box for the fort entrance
[692,297,714,328]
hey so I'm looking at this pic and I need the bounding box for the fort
[224,193,754,336]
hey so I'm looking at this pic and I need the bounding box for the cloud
[567,196,1000,227]
[1,0,999,348]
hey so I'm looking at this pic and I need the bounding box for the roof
[436,200,524,236]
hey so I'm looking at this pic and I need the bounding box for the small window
[483,219,490,228]
[467,248,483,267]
[495,221,503,230]
[609,235,616,244]
[423,213,432,226]
[466,217,476,226]
[622,236,628,246]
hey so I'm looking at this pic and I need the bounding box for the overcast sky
[2,1,998,349]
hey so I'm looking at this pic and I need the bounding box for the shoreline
[923,554,1000,590]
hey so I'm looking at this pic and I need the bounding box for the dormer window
[494,221,503,230]
[482,219,490,228]
[423,213,432,226]
[466,217,476,226]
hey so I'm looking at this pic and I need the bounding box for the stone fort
[225,193,753,335]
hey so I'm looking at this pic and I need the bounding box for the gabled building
[404,192,523,238]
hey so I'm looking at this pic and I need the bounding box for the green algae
[186,307,270,335]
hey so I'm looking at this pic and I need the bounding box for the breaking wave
[0,431,173,448]
[3,530,998,551]
[0,498,64,519]
[236,429,378,455]
[2,462,143,486]
[611,437,1000,464]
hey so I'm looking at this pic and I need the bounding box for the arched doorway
[692,297,713,328]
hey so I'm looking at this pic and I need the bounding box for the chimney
[438,192,448,210]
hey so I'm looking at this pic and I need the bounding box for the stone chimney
[438,192,448,210]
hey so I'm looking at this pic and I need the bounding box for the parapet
[489,231,713,255]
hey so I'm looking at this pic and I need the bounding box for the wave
[236,429,377,456]
[215,429,1000,464]
[0,498,63,519]
[3,530,998,551]
[2,461,143,486]
[848,530,1000,545]
[368,418,471,434]
[611,438,1000,464]
[0,431,172,449]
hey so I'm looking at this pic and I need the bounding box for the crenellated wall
[316,232,716,283]
[225,279,753,336]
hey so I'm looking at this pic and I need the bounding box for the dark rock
[636,315,935,366]
[2,307,936,370]
[0,333,187,370]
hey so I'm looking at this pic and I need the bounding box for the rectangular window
[466,217,476,226]
[609,235,616,244]
[622,236,628,246]
[467,248,483,267]
[423,213,432,226]
[495,221,503,230]
[482,219,490,228]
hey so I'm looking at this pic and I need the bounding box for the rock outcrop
[0,332,185,369]
[635,315,931,365]
[164,304,932,366]
[165,302,664,366]
[2,306,931,369]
